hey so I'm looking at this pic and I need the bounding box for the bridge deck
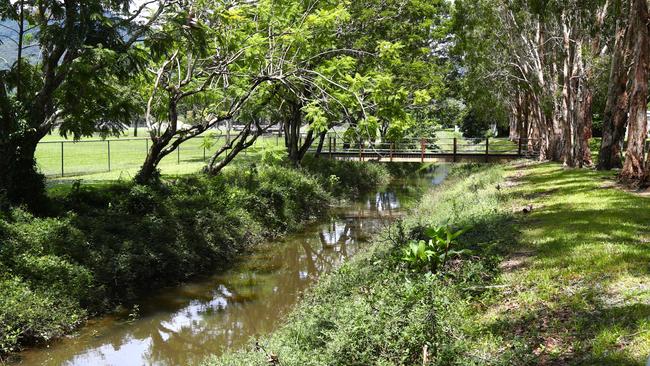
[306,137,539,163]
[320,152,522,163]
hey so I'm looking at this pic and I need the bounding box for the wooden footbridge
[308,137,539,163]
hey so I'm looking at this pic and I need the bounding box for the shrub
[0,276,85,356]
[400,225,470,273]
[302,156,391,198]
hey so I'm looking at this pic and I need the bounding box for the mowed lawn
[467,163,650,365]
[36,129,285,181]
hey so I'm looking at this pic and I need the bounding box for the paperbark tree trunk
[580,87,594,166]
[620,0,650,183]
[598,15,629,170]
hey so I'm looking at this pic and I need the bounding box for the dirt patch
[502,179,521,188]
[600,178,650,198]
[499,250,535,272]
[510,161,539,170]
[522,188,559,201]
[503,169,526,188]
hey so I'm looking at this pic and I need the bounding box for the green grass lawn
[37,130,284,182]
[465,163,650,365]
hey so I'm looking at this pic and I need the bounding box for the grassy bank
[208,162,650,365]
[0,159,391,358]
[208,164,515,365]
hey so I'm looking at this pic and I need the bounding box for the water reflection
[15,170,446,366]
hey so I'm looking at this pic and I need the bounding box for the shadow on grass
[484,284,650,365]
[479,163,650,365]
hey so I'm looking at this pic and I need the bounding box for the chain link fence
[36,134,285,178]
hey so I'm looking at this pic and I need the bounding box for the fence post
[60,141,64,177]
[390,142,394,162]
[518,137,523,156]
[107,140,111,172]
[453,137,457,162]
[203,146,206,161]
[420,139,425,163]
[485,137,489,163]
[177,145,180,164]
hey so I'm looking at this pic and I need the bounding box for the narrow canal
[14,166,448,366]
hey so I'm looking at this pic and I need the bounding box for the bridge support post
[421,139,425,163]
[328,136,332,159]
[453,138,457,162]
[485,137,489,163]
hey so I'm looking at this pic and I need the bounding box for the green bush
[0,276,84,355]
[400,225,470,273]
[302,156,391,198]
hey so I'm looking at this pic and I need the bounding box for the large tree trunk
[620,0,650,183]
[135,138,168,184]
[137,97,180,184]
[0,78,51,209]
[571,42,592,168]
[560,14,577,167]
[284,101,315,165]
[509,93,522,141]
[580,87,594,166]
[598,15,629,170]
[0,135,47,211]
[314,131,327,158]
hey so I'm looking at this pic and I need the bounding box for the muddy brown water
[13,168,447,366]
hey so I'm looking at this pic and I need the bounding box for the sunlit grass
[467,162,650,365]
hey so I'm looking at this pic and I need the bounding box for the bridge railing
[308,136,540,161]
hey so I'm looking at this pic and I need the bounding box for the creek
[14,166,447,366]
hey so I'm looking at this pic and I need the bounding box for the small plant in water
[127,304,140,322]
[401,225,470,273]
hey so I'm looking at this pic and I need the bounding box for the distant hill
[0,19,40,70]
